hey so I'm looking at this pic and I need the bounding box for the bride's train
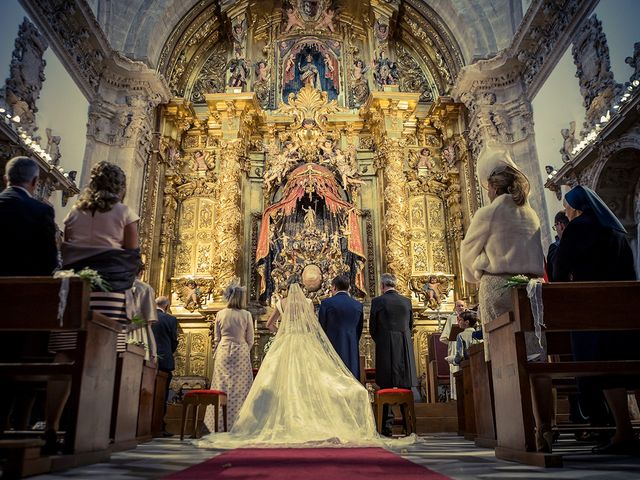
[195,283,417,449]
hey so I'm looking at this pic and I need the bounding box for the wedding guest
[318,275,363,379]
[556,185,638,455]
[546,211,569,281]
[460,148,544,361]
[461,148,546,450]
[61,161,141,321]
[0,156,57,276]
[0,157,58,448]
[439,299,466,399]
[370,273,418,436]
[204,284,254,432]
[153,296,179,436]
[449,311,480,366]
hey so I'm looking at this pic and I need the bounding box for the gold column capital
[361,90,420,138]
[205,91,262,139]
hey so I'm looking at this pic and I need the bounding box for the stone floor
[28,433,640,480]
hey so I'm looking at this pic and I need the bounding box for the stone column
[452,52,552,244]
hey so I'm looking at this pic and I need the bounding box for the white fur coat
[460,194,544,283]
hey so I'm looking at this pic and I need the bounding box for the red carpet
[164,447,450,479]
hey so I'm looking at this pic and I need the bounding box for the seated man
[447,311,480,366]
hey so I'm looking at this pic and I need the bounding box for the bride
[195,280,413,448]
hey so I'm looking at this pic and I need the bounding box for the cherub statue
[374,20,389,42]
[232,18,247,44]
[183,279,202,311]
[559,121,576,163]
[284,7,305,32]
[334,148,363,188]
[255,60,269,83]
[423,275,443,310]
[316,7,336,33]
[417,147,435,169]
[319,139,334,162]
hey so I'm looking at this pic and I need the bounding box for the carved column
[215,138,247,295]
[365,91,420,294]
[205,92,258,296]
[376,137,411,293]
[452,52,551,244]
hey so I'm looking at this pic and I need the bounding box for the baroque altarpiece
[141,0,482,382]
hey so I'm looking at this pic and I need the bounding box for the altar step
[415,401,458,434]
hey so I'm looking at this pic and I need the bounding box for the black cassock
[369,290,418,389]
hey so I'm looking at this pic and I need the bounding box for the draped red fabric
[255,164,366,280]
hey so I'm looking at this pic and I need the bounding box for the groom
[318,275,363,379]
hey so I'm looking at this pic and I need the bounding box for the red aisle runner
[164,447,450,480]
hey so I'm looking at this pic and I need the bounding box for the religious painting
[281,39,340,102]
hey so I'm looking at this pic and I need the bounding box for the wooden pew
[460,359,477,440]
[136,359,158,443]
[487,281,640,467]
[453,370,465,435]
[468,344,496,448]
[110,343,145,451]
[0,278,120,465]
[151,370,169,437]
[427,333,450,403]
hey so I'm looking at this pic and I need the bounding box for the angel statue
[559,121,576,163]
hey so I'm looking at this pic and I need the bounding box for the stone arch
[595,146,640,272]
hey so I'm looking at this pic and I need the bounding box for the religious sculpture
[228,57,249,89]
[45,128,62,166]
[283,7,305,32]
[282,42,340,101]
[350,59,370,107]
[373,55,398,88]
[625,42,640,83]
[559,121,577,163]
[316,7,336,33]
[299,53,321,89]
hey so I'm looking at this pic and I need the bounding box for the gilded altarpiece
[148,0,477,385]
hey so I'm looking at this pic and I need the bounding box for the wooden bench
[487,281,640,467]
[468,344,496,448]
[0,277,120,464]
[427,333,450,403]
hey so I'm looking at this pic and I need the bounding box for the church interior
[0,0,639,478]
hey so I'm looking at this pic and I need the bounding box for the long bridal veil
[195,283,411,448]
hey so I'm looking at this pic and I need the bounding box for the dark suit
[546,239,560,281]
[152,310,179,373]
[0,186,58,276]
[370,289,418,434]
[152,309,179,417]
[318,291,363,379]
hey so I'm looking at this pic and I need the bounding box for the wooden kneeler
[180,390,228,440]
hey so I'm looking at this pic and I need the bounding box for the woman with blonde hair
[460,148,544,358]
[460,147,545,448]
[204,283,254,432]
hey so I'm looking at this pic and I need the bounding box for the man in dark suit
[370,272,418,436]
[0,156,58,276]
[546,210,569,281]
[153,296,179,435]
[318,274,363,379]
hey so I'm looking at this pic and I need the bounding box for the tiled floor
[28,433,640,480]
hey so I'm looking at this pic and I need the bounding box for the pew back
[0,277,89,330]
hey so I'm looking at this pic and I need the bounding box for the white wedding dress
[195,283,414,449]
